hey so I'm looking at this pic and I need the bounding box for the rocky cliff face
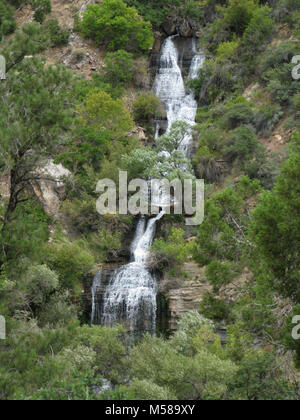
[0,160,70,219]
[159,262,211,331]
[30,161,71,218]
[162,15,199,38]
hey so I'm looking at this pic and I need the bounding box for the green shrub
[38,292,78,328]
[150,228,192,272]
[44,237,95,295]
[242,7,274,53]
[257,42,300,103]
[245,151,285,190]
[81,0,154,52]
[205,260,233,293]
[200,291,232,322]
[224,99,254,130]
[292,92,300,113]
[253,104,283,137]
[30,0,51,24]
[188,60,238,105]
[126,379,177,400]
[221,0,259,36]
[21,264,59,307]
[0,0,16,37]
[216,40,239,61]
[100,50,133,89]
[133,92,163,124]
[225,126,261,166]
[274,0,300,25]
[44,19,69,46]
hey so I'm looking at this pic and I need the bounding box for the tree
[133,92,163,124]
[123,122,194,181]
[250,132,300,302]
[0,22,57,72]
[225,126,262,167]
[81,0,154,52]
[221,0,259,36]
[100,50,133,89]
[242,7,274,55]
[30,0,51,24]
[59,88,134,174]
[44,236,95,294]
[193,176,261,266]
[0,58,73,263]
[0,0,16,37]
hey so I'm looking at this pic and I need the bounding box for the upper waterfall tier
[153,36,205,156]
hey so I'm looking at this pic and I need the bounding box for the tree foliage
[81,0,154,52]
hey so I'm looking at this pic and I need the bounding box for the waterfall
[154,36,205,156]
[91,36,204,334]
[101,212,164,332]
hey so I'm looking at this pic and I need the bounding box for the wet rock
[152,32,163,53]
[163,15,177,36]
[162,16,194,38]
[179,19,193,38]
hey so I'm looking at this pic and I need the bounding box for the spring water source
[91,36,205,334]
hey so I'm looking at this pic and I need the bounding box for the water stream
[91,36,205,334]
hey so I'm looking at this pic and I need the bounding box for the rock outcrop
[162,15,195,38]
[159,262,211,330]
[31,160,71,218]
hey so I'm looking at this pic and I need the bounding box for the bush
[133,92,163,124]
[44,19,69,46]
[150,228,192,272]
[81,0,154,52]
[253,104,283,137]
[30,0,51,24]
[224,99,254,130]
[127,379,177,400]
[100,50,133,89]
[216,40,239,61]
[38,292,78,328]
[170,311,214,356]
[273,0,300,25]
[200,291,232,322]
[205,260,233,293]
[22,264,59,307]
[0,0,16,37]
[242,7,274,55]
[292,92,300,113]
[225,126,261,166]
[258,42,300,104]
[221,0,259,36]
[44,237,95,295]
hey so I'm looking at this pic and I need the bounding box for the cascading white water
[154,36,205,155]
[101,212,164,332]
[91,36,204,333]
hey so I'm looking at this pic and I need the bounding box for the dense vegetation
[0,0,300,400]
